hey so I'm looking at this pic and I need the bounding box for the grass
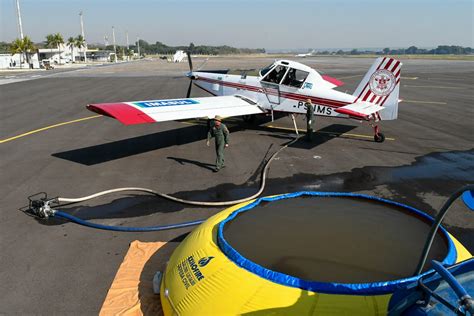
[311,54,474,61]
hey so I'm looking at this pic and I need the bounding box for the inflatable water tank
[160,192,471,315]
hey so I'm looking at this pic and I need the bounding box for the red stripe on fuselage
[196,77,350,109]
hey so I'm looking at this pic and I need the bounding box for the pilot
[206,115,230,172]
[275,66,286,83]
[305,98,314,142]
[284,69,296,86]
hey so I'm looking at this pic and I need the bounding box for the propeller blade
[186,51,193,72]
[186,80,193,98]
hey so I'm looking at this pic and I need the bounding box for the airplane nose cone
[186,72,197,80]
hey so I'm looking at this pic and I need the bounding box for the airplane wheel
[374,133,385,143]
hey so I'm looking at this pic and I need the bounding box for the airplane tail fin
[353,57,402,120]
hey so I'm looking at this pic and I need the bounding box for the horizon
[1,0,472,50]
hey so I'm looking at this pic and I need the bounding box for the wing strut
[291,114,299,136]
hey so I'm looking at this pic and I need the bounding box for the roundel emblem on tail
[370,69,396,96]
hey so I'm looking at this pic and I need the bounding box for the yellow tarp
[100,240,178,316]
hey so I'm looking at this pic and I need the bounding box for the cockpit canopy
[259,60,312,89]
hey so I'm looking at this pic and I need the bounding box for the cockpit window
[259,64,274,77]
[281,68,309,88]
[261,65,288,84]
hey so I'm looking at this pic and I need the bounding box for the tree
[189,42,195,53]
[350,49,359,55]
[45,33,55,54]
[382,47,390,54]
[10,36,36,68]
[53,33,64,49]
[67,37,76,62]
[406,46,418,54]
[75,35,86,62]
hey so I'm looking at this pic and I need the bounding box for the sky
[1,0,473,50]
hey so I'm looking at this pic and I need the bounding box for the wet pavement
[1,56,473,314]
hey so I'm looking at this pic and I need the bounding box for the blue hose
[54,210,205,232]
[431,260,470,300]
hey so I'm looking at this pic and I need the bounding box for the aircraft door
[278,68,310,111]
[259,65,288,106]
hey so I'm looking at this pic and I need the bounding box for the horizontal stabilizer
[87,95,265,125]
[335,102,385,120]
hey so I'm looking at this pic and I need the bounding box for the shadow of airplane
[289,124,358,149]
[52,118,357,166]
[53,124,210,165]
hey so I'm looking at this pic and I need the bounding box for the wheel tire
[374,133,385,143]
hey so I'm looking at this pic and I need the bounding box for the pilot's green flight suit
[207,122,229,171]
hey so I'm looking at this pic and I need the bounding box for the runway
[0,56,473,314]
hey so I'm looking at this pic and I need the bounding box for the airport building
[0,45,115,69]
[0,52,40,69]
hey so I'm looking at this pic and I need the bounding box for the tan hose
[58,136,300,206]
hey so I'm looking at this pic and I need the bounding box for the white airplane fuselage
[192,70,356,119]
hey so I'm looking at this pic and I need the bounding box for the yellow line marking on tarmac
[181,121,395,141]
[403,100,447,105]
[401,76,418,80]
[0,115,102,144]
[403,85,464,89]
[266,125,395,141]
[180,120,206,126]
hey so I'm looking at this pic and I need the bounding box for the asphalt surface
[1,57,473,314]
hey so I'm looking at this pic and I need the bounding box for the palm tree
[10,38,24,68]
[22,36,36,67]
[10,36,36,68]
[53,33,64,64]
[75,35,87,62]
[45,34,56,63]
[45,33,64,64]
[67,36,76,62]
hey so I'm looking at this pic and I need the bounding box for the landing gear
[374,133,385,143]
[373,125,385,143]
[290,114,299,136]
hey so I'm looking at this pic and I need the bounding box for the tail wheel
[374,133,385,143]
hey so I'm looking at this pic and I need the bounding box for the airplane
[172,50,187,63]
[295,49,315,58]
[87,53,402,143]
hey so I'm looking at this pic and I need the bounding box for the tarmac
[0,56,473,314]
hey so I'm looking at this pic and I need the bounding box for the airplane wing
[87,95,265,125]
[334,102,384,120]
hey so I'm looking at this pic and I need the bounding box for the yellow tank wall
[160,199,472,316]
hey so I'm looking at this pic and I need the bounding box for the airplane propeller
[184,52,229,98]
[186,51,194,98]
[187,51,193,72]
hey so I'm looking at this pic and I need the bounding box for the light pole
[112,26,117,63]
[15,0,24,40]
[126,31,129,60]
[79,11,87,63]
[137,37,140,58]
